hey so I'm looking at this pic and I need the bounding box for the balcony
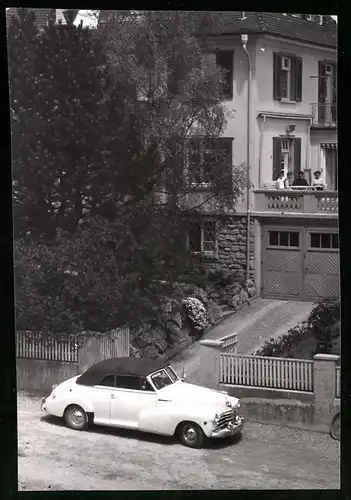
[253,188,338,218]
[311,103,337,128]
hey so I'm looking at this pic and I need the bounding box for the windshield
[150,369,174,390]
[165,366,179,382]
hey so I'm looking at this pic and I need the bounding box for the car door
[91,374,116,425]
[110,375,158,430]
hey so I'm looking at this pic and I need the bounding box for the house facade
[185,13,338,301]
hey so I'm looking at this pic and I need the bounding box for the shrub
[255,299,340,359]
[181,296,207,333]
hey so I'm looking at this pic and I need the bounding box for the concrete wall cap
[199,339,223,347]
[313,353,340,361]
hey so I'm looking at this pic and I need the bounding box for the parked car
[41,357,244,448]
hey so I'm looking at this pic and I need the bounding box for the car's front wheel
[178,422,205,448]
[64,405,88,431]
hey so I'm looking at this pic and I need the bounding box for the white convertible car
[41,357,244,448]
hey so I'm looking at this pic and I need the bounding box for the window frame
[187,219,218,257]
[115,374,145,392]
[308,231,339,252]
[96,374,117,388]
[215,49,234,100]
[268,230,300,249]
[273,52,302,102]
[186,138,233,187]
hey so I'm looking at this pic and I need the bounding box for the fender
[139,402,217,437]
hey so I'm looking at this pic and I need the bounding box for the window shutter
[273,53,282,100]
[295,57,302,102]
[332,63,337,104]
[293,138,301,177]
[318,61,327,103]
[273,137,282,180]
[222,138,233,190]
[216,50,234,99]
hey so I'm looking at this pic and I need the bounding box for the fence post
[313,353,339,430]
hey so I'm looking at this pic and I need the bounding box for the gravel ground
[18,392,340,490]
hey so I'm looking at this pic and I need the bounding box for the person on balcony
[292,171,309,187]
[284,172,294,189]
[276,170,285,189]
[312,170,325,191]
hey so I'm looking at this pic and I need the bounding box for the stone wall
[217,215,255,281]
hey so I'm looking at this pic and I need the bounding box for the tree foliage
[9,9,247,332]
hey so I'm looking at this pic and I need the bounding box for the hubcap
[71,409,84,426]
[184,426,197,442]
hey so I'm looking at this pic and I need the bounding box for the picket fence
[220,353,314,393]
[16,327,130,363]
[16,331,78,363]
[335,365,341,398]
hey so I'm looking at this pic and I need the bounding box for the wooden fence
[17,331,78,363]
[16,327,130,364]
[220,353,314,392]
[335,365,341,398]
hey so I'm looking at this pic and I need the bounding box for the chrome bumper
[210,416,244,438]
[41,397,46,412]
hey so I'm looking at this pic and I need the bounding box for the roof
[99,11,337,49]
[6,8,54,29]
[77,357,168,386]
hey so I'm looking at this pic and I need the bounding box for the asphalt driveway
[171,298,315,389]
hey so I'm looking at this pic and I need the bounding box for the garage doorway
[262,226,339,301]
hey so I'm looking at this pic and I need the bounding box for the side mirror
[181,372,187,380]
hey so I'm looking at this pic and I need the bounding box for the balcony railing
[254,189,338,215]
[311,103,337,127]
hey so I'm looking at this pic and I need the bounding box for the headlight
[236,401,241,409]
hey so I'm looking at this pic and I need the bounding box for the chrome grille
[217,409,236,429]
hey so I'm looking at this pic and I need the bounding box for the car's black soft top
[76,357,169,386]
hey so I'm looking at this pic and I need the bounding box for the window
[188,219,217,255]
[269,231,300,247]
[310,232,339,249]
[216,50,234,99]
[305,15,323,24]
[187,138,232,185]
[140,377,155,392]
[98,374,116,387]
[273,53,302,101]
[320,144,338,190]
[273,137,301,180]
[151,370,174,390]
[115,375,142,391]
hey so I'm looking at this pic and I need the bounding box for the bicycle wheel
[330,412,340,441]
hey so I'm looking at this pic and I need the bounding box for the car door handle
[111,394,117,399]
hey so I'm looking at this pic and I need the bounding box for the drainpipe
[306,117,313,179]
[258,115,267,187]
[241,34,252,284]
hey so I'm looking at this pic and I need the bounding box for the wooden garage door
[263,229,303,299]
[305,231,340,300]
[262,228,340,301]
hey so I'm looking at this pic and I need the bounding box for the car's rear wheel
[64,405,88,431]
[178,422,205,448]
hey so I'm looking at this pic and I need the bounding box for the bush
[255,299,340,359]
[181,296,207,333]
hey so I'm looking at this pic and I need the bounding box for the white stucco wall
[215,34,336,204]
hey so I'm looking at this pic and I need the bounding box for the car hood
[158,381,239,409]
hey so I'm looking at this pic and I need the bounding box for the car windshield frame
[149,368,175,390]
[165,365,179,382]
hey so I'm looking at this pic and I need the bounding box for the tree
[11,10,247,332]
[8,9,111,240]
[100,10,246,214]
